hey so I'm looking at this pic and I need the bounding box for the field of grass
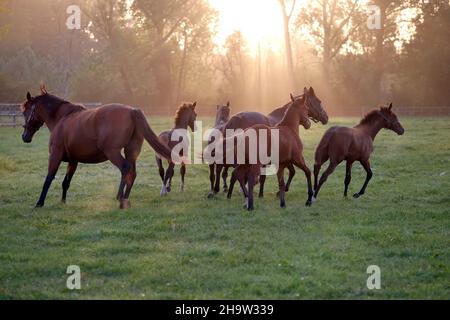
[0,116,449,299]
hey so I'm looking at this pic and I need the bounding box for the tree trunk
[279,0,296,92]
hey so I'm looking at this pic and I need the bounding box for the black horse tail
[133,109,172,160]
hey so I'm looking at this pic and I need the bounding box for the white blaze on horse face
[203,128,224,164]
[171,129,191,164]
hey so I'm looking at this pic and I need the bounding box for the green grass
[0,117,449,299]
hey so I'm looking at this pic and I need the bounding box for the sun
[209,0,308,54]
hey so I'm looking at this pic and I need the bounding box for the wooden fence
[0,103,102,127]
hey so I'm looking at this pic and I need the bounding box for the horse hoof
[120,199,130,210]
[353,193,360,199]
[311,196,317,203]
[166,187,171,192]
[35,202,44,208]
[258,194,264,198]
[280,203,286,208]
[223,186,228,193]
[207,192,214,199]
[247,206,254,211]
[305,200,312,207]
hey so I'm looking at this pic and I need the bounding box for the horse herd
[20,85,404,211]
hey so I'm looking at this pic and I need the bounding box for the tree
[278,0,297,91]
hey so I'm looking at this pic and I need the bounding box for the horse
[20,86,172,209]
[207,102,231,197]
[226,92,313,210]
[156,102,197,196]
[313,103,404,201]
[212,87,328,197]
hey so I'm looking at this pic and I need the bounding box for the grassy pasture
[0,116,449,299]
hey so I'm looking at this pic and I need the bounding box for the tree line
[0,0,449,116]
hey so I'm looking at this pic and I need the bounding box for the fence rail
[0,103,102,127]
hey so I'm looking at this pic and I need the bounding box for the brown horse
[313,104,404,201]
[207,102,231,197]
[156,102,197,196]
[212,87,328,196]
[21,86,172,209]
[226,92,313,210]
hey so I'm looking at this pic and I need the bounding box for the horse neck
[277,106,300,135]
[39,103,77,131]
[175,112,190,129]
[356,117,385,140]
[267,104,289,121]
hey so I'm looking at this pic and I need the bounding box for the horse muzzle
[22,133,32,143]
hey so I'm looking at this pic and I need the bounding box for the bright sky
[209,0,306,54]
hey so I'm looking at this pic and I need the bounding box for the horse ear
[290,93,295,102]
[227,101,230,107]
[26,92,32,102]
[191,101,197,109]
[303,87,308,95]
[40,84,47,95]
[309,86,315,95]
[388,103,392,111]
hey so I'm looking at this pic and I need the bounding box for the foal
[156,102,197,196]
[208,102,231,197]
[313,104,404,200]
[227,92,313,210]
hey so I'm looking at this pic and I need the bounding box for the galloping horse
[156,102,197,196]
[313,104,404,201]
[226,92,313,210]
[207,102,231,197]
[212,87,328,197]
[21,86,172,209]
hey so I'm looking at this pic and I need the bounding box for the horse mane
[268,93,304,118]
[174,103,193,127]
[359,107,388,125]
[35,93,86,114]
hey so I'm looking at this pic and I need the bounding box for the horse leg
[247,173,255,211]
[121,140,142,208]
[180,163,186,191]
[36,150,63,208]
[294,156,313,207]
[161,162,175,196]
[258,174,266,198]
[208,164,215,198]
[222,166,229,192]
[285,164,296,193]
[277,165,287,208]
[313,163,321,193]
[313,161,338,200]
[227,168,238,199]
[214,164,223,194]
[105,150,132,209]
[156,156,165,182]
[344,161,353,197]
[62,162,78,203]
[353,160,372,198]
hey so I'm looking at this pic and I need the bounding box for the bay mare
[226,93,313,211]
[313,104,405,201]
[210,87,328,198]
[21,86,171,209]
